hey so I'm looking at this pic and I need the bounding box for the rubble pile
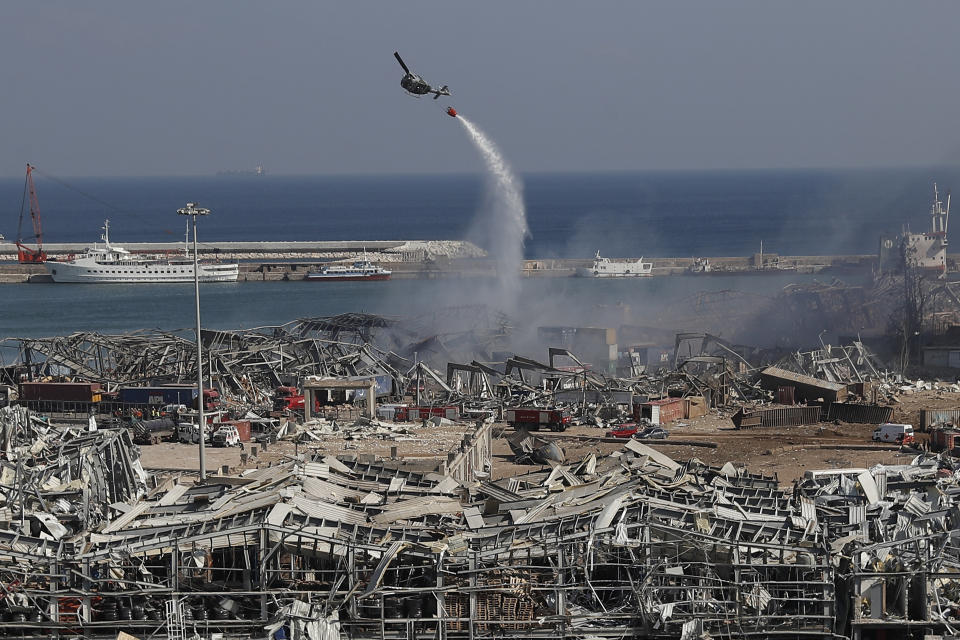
[3,306,960,638]
[0,406,147,534]
[0,401,957,639]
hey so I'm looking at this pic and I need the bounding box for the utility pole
[177,202,211,482]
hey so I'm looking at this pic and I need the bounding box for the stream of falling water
[455,115,529,308]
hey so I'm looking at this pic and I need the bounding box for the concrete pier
[0,239,891,283]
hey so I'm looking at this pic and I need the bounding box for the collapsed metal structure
[0,404,958,639]
[2,309,960,638]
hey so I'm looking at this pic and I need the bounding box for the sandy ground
[489,389,960,485]
[487,421,915,485]
[136,389,960,487]
[137,421,476,476]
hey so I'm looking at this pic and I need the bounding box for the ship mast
[931,182,950,246]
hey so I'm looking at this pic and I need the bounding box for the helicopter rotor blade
[393,51,411,75]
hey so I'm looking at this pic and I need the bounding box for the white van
[872,423,914,444]
[177,422,210,445]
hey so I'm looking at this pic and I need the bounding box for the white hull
[576,269,653,278]
[576,251,653,278]
[44,219,239,283]
[47,259,239,283]
[305,259,391,282]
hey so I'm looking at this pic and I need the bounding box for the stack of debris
[0,393,958,638]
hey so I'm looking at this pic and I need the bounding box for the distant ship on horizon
[216,164,265,176]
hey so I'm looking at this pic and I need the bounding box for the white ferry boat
[576,251,653,278]
[305,257,391,282]
[44,220,239,283]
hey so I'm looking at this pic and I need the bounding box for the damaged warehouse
[0,310,957,639]
[0,406,959,639]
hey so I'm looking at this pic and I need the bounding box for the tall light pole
[177,202,210,482]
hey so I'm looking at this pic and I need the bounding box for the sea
[0,167,955,351]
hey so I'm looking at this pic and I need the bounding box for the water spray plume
[454,115,530,310]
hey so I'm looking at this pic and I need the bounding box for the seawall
[0,240,887,283]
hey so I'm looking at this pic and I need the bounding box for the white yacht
[576,251,653,278]
[45,220,239,283]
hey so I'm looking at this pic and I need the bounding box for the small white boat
[305,258,392,282]
[576,251,653,278]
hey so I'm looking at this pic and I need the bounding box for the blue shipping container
[118,387,198,405]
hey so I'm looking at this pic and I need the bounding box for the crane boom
[16,164,46,264]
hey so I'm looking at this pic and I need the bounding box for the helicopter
[394,51,450,99]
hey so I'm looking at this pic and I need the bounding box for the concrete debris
[0,402,957,638]
[3,313,960,637]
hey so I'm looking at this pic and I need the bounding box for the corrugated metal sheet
[921,409,960,431]
[732,406,820,429]
[302,477,366,503]
[290,494,368,526]
[302,462,329,479]
[827,403,893,425]
[371,496,462,524]
[158,483,189,507]
[760,367,847,391]
[847,504,866,525]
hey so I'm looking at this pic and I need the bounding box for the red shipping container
[221,420,252,442]
[19,382,102,403]
[635,398,685,425]
[777,386,796,405]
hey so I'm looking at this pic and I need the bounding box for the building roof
[759,366,847,392]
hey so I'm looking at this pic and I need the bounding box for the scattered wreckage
[0,311,956,638]
[0,403,958,639]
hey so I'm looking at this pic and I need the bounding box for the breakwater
[0,239,884,282]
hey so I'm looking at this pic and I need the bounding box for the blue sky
[3,2,960,176]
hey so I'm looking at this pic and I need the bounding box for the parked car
[637,427,670,440]
[606,423,639,438]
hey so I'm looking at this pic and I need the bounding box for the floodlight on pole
[177,202,210,482]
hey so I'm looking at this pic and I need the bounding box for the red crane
[16,164,46,264]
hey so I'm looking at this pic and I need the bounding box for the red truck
[273,386,305,411]
[273,386,323,414]
[505,408,570,432]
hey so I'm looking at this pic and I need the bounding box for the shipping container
[19,382,102,403]
[931,428,960,453]
[685,396,708,419]
[777,386,796,405]
[634,398,685,425]
[505,408,569,432]
[118,386,197,406]
[920,409,960,432]
[220,420,251,442]
[394,406,460,422]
